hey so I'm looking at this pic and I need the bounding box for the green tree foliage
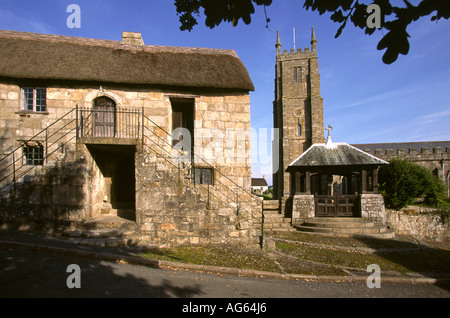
[174,0,450,64]
[379,159,446,209]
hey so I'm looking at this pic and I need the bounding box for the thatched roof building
[0,30,254,91]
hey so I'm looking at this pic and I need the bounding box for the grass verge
[140,233,450,276]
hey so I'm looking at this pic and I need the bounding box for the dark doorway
[171,98,194,150]
[93,96,116,137]
[115,154,135,209]
[87,144,136,221]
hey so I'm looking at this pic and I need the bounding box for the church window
[294,67,302,82]
[298,123,302,136]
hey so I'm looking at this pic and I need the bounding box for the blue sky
[1,1,449,184]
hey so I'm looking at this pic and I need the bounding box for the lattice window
[22,87,47,112]
[193,167,213,185]
[23,143,44,166]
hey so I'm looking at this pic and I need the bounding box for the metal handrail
[0,109,77,193]
[0,108,76,164]
[141,114,264,246]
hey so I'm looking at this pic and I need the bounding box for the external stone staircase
[262,200,295,232]
[295,217,395,238]
[58,214,152,248]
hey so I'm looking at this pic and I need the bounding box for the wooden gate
[314,192,359,217]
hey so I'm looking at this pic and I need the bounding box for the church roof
[0,30,254,91]
[251,178,268,187]
[287,141,388,171]
[352,141,450,155]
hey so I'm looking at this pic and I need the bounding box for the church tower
[272,27,325,200]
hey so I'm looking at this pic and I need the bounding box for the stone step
[62,227,136,239]
[262,210,296,232]
[82,215,136,230]
[60,214,142,247]
[311,217,371,223]
[262,200,280,211]
[295,217,395,238]
[302,220,376,228]
[263,210,283,216]
[296,225,392,234]
[263,214,291,223]
[54,233,159,249]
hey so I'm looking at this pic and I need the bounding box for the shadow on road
[353,235,450,292]
[0,245,204,298]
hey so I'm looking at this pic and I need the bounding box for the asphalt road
[1,247,449,300]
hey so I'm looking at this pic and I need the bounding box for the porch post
[361,169,367,194]
[294,171,301,194]
[373,168,379,193]
[305,171,311,194]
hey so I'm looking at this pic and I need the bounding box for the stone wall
[135,150,259,247]
[0,142,90,220]
[0,83,259,247]
[386,207,449,242]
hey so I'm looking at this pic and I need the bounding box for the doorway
[171,98,194,150]
[87,144,136,221]
[93,96,116,137]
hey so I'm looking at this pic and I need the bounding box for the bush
[378,159,446,209]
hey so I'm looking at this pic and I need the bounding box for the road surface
[1,247,449,300]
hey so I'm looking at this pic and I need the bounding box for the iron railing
[0,108,77,194]
[141,114,265,247]
[78,106,142,139]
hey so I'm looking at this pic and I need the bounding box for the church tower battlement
[273,27,325,200]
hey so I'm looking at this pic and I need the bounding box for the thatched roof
[0,30,254,91]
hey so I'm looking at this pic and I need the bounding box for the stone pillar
[292,194,315,225]
[361,193,386,224]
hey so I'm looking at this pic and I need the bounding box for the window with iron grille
[22,87,47,112]
[23,144,44,166]
[193,167,213,185]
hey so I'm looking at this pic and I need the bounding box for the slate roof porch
[287,140,388,218]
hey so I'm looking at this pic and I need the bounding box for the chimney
[121,32,144,46]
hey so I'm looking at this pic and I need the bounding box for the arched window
[93,96,116,137]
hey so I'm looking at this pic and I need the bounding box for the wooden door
[93,97,116,137]
[171,99,194,148]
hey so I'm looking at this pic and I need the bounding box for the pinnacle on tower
[311,27,317,51]
[276,30,281,54]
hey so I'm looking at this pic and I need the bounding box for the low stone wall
[386,207,449,242]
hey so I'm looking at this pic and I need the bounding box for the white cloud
[0,9,56,34]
